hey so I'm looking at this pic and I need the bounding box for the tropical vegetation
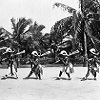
[53,0,100,66]
[1,0,100,65]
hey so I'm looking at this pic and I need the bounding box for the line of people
[1,47,43,80]
[0,47,100,81]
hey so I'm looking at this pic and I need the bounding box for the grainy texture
[0,65,100,100]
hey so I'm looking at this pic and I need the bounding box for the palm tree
[0,27,13,47]
[53,0,100,67]
[50,16,74,51]
[11,17,32,51]
[27,21,45,52]
[40,33,51,53]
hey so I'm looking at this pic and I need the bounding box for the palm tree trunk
[84,32,88,67]
[85,21,98,51]
[80,0,88,67]
[72,11,77,51]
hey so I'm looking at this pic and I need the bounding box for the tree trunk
[84,32,88,67]
[72,11,77,51]
[80,0,88,67]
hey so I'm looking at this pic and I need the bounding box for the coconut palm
[28,21,45,41]
[53,0,100,67]
[50,18,74,63]
[27,21,45,52]
[50,16,74,50]
[11,17,32,51]
[40,33,51,53]
[0,27,13,47]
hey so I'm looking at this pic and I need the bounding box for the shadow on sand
[1,76,18,80]
[76,77,96,81]
[23,77,38,80]
[53,77,71,80]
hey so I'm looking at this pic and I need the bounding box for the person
[15,50,25,68]
[81,48,99,81]
[81,57,99,81]
[1,48,18,79]
[57,50,74,80]
[24,51,43,80]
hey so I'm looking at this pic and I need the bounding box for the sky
[0,0,79,34]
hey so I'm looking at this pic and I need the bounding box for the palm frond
[37,25,45,32]
[11,18,17,34]
[17,18,32,35]
[29,21,38,33]
[79,0,100,15]
[53,2,77,14]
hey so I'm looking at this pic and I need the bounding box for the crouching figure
[24,51,43,80]
[1,53,18,80]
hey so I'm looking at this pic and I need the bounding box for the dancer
[81,48,99,81]
[24,51,43,80]
[57,50,74,80]
[81,57,99,81]
[1,48,18,79]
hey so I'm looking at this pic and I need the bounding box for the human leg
[66,72,71,80]
[91,69,97,80]
[24,69,33,79]
[81,68,91,81]
[56,71,63,80]
[38,73,41,80]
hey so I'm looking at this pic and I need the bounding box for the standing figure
[24,51,43,80]
[1,47,18,79]
[81,48,99,81]
[57,50,74,80]
[82,56,99,81]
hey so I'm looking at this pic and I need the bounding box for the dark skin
[81,57,99,81]
[24,55,41,79]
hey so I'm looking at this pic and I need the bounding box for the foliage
[11,17,32,51]
[53,0,100,53]
[10,17,46,58]
[40,33,51,52]
[0,28,13,47]
[27,21,45,51]
[51,16,74,39]
[53,2,76,13]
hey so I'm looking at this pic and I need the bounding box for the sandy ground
[0,64,100,100]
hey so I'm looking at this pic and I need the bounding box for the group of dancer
[0,46,100,81]
[1,47,43,80]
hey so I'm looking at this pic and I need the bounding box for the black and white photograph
[0,0,100,100]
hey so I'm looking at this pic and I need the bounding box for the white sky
[0,0,79,33]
